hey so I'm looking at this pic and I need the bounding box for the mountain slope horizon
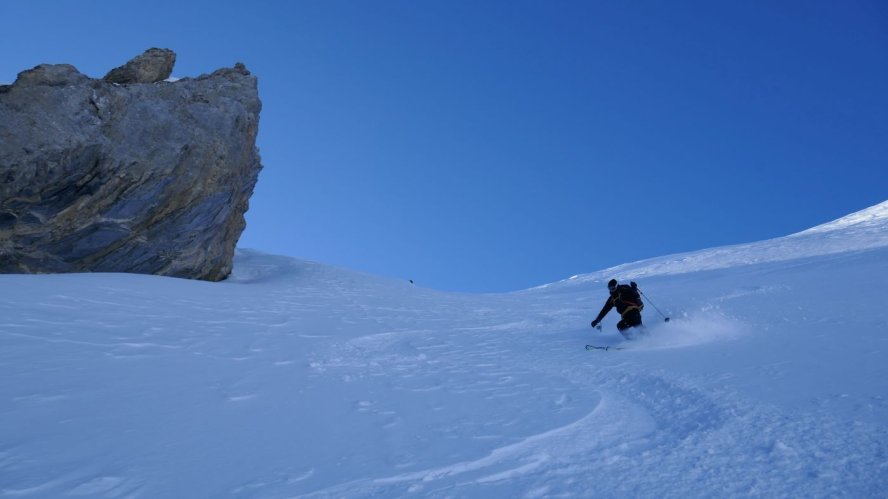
[534,199,888,291]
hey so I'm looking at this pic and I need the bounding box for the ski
[585,344,625,351]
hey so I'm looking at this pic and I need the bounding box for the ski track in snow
[290,308,884,498]
[2,203,888,497]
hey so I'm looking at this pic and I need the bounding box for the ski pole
[638,289,670,322]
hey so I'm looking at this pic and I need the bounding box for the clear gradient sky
[3,1,887,292]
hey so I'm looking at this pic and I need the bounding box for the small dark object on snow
[585,344,625,351]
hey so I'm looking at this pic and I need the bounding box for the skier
[590,279,645,339]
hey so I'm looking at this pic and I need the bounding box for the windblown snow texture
[1,201,887,497]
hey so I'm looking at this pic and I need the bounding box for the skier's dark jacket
[592,283,644,325]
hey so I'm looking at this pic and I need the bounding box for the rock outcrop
[103,48,176,84]
[0,49,262,281]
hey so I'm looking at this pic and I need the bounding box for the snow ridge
[539,199,888,289]
[794,199,888,234]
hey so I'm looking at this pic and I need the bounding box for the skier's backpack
[616,283,643,309]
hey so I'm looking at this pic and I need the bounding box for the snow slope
[1,201,887,498]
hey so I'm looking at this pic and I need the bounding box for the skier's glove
[630,281,637,289]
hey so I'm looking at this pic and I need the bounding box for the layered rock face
[0,48,262,281]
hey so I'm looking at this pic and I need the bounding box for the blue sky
[3,1,887,292]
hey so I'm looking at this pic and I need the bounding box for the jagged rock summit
[103,47,176,84]
[0,49,262,281]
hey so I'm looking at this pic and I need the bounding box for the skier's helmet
[607,279,618,292]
